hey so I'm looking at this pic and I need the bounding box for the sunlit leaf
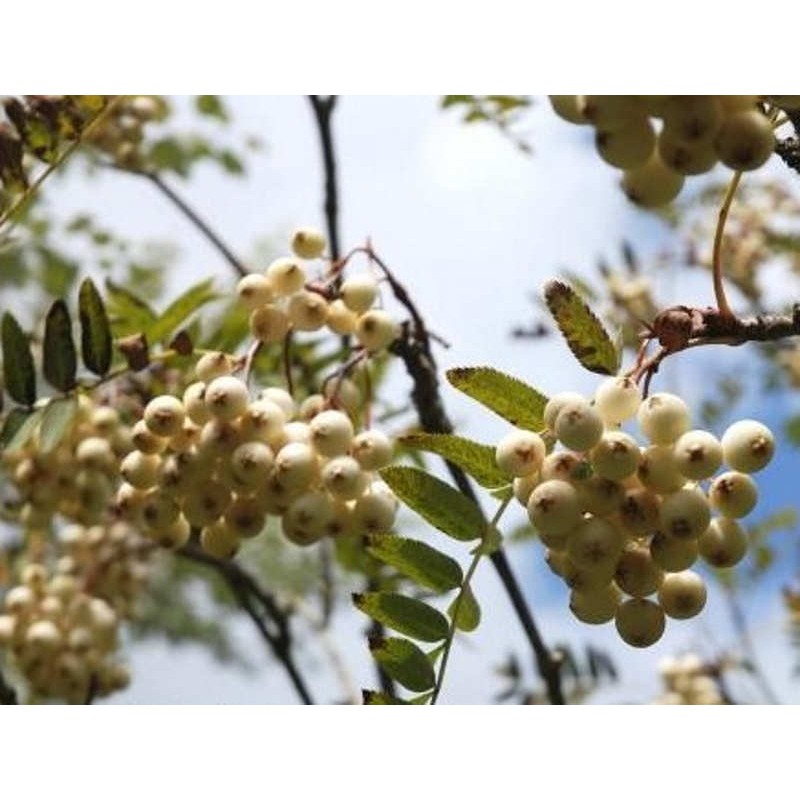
[353,592,449,642]
[380,465,484,542]
[38,395,77,453]
[370,637,436,692]
[448,584,481,632]
[543,280,618,375]
[366,535,463,592]
[446,366,548,431]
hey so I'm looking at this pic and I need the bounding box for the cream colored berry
[266,257,307,296]
[576,476,624,517]
[5,585,35,613]
[236,274,274,309]
[195,351,233,383]
[594,376,641,425]
[650,531,698,573]
[341,275,378,314]
[259,387,296,420]
[181,480,232,527]
[283,491,335,545]
[352,491,397,535]
[662,96,722,144]
[141,492,181,530]
[249,305,291,343]
[298,394,326,421]
[183,382,211,425]
[567,517,625,569]
[658,571,707,620]
[351,430,393,471]
[637,393,690,445]
[26,619,63,653]
[562,559,617,594]
[637,445,687,493]
[554,401,604,452]
[239,399,287,443]
[230,441,274,487]
[527,480,582,542]
[274,442,319,489]
[570,584,622,625]
[622,153,685,207]
[579,95,642,131]
[155,516,191,549]
[322,456,368,500]
[549,96,588,125]
[673,429,723,480]
[288,291,330,331]
[131,420,167,455]
[708,471,757,518]
[513,473,540,507]
[291,227,327,259]
[169,420,202,453]
[310,410,354,457]
[225,497,267,539]
[326,300,358,335]
[698,517,748,568]
[590,431,641,480]
[615,545,664,597]
[721,419,775,473]
[618,488,660,538]
[205,376,249,422]
[715,110,775,171]
[323,377,361,415]
[615,598,666,648]
[496,429,546,477]
[355,310,400,352]
[543,392,586,431]
[201,522,240,559]
[596,117,656,169]
[659,487,711,540]
[144,395,185,437]
[120,451,161,490]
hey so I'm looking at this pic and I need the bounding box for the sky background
[26,95,800,704]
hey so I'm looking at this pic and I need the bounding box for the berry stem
[431,496,512,705]
[712,170,742,320]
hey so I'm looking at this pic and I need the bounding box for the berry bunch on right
[495,376,775,648]
[549,95,799,207]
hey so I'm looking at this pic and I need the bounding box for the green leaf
[362,690,410,705]
[3,406,44,452]
[446,366,548,431]
[148,278,218,344]
[399,432,508,488]
[441,95,472,108]
[43,300,77,391]
[38,395,77,453]
[380,465,484,542]
[1,312,36,405]
[195,95,229,122]
[370,637,436,692]
[78,278,112,375]
[366,535,463,592]
[105,279,157,337]
[543,280,618,375]
[449,585,481,632]
[353,592,449,642]
[0,407,33,447]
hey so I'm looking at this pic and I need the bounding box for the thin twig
[179,541,314,705]
[712,171,742,319]
[381,253,566,704]
[282,329,295,396]
[307,96,341,261]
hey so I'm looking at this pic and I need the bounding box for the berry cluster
[495,376,774,647]
[654,653,724,705]
[239,228,400,352]
[87,95,165,169]
[115,359,398,558]
[0,563,130,704]
[1,397,133,530]
[549,96,800,207]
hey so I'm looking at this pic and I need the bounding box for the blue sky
[31,95,800,704]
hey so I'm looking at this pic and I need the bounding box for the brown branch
[307,96,341,261]
[0,668,17,705]
[179,540,314,705]
[381,255,566,705]
[775,109,800,178]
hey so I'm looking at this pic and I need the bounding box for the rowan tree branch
[307,96,341,261]
[179,540,314,705]
[0,668,17,704]
[383,255,566,705]
[775,109,800,178]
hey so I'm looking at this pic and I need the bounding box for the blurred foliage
[441,95,534,153]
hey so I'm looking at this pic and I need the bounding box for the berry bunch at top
[495,375,775,647]
[0,563,130,704]
[549,95,800,207]
[1,397,133,531]
[238,227,400,354]
[115,352,398,559]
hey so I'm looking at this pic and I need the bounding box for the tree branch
[0,668,17,705]
[775,109,800,178]
[307,96,341,261]
[381,254,566,705]
[179,541,314,705]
